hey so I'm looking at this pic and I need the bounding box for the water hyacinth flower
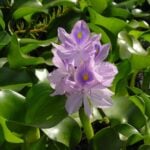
[48,20,118,116]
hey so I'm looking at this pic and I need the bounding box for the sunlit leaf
[8,35,46,68]
[129,96,145,115]
[13,1,46,19]
[92,127,121,150]
[0,90,25,122]
[89,0,108,13]
[43,117,81,147]
[130,54,150,71]
[0,116,23,143]
[25,82,67,128]
[88,8,127,35]
[118,31,147,59]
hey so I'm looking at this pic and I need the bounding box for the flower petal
[71,20,90,45]
[65,93,83,114]
[95,62,118,87]
[89,88,113,108]
[83,95,92,116]
[95,43,110,62]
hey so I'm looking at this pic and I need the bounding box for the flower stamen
[77,32,82,39]
[83,73,89,81]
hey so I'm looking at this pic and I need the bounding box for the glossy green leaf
[104,96,146,128]
[130,54,150,71]
[118,31,147,59]
[0,58,7,68]
[43,117,81,147]
[88,8,127,35]
[115,123,142,138]
[0,66,37,89]
[25,82,67,128]
[129,20,149,29]
[89,0,108,13]
[13,1,46,19]
[141,32,150,42]
[8,35,45,68]
[0,116,23,143]
[92,127,121,150]
[127,133,143,145]
[140,94,150,118]
[107,6,130,19]
[129,96,145,115]
[0,90,25,122]
[114,123,143,145]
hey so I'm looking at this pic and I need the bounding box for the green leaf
[112,60,131,94]
[88,8,127,35]
[0,90,25,122]
[43,117,81,147]
[20,38,56,54]
[0,116,23,143]
[13,1,46,19]
[0,16,5,30]
[44,0,76,8]
[130,54,150,71]
[141,32,150,42]
[0,31,11,50]
[138,145,150,150]
[114,123,142,138]
[89,0,108,13]
[0,66,37,90]
[104,96,146,128]
[8,34,45,68]
[92,127,121,150]
[129,20,149,29]
[107,6,130,19]
[114,123,143,145]
[140,94,150,118]
[127,134,143,145]
[118,31,147,59]
[129,96,145,115]
[25,82,67,128]
[27,136,47,150]
[88,23,111,44]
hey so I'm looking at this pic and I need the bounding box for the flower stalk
[79,107,94,141]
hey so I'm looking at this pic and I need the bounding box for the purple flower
[53,20,100,66]
[65,60,118,116]
[48,20,118,117]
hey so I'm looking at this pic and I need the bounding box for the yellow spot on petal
[77,32,82,39]
[83,73,89,81]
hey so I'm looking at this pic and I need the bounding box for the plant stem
[79,107,94,141]
[130,71,138,87]
[98,108,110,124]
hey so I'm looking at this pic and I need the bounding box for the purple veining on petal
[71,20,90,45]
[94,43,110,63]
[75,62,94,86]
